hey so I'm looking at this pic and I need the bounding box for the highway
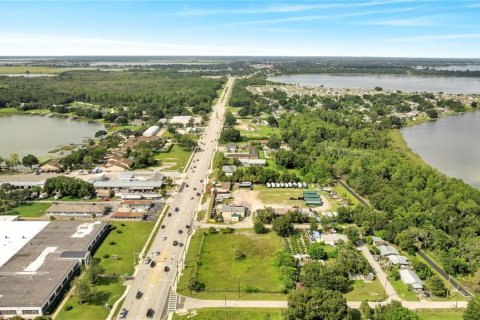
[120,77,235,320]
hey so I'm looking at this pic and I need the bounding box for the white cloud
[355,16,436,26]
[392,33,480,41]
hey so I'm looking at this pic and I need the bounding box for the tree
[426,275,448,297]
[267,115,278,127]
[425,109,438,119]
[21,154,39,170]
[220,127,241,142]
[73,276,96,304]
[309,218,318,232]
[464,298,480,320]
[373,301,419,320]
[360,300,372,319]
[344,226,361,245]
[7,153,20,171]
[224,111,236,126]
[255,207,277,224]
[301,262,352,293]
[272,216,294,237]
[254,221,268,234]
[233,248,246,260]
[284,288,351,320]
[307,243,327,260]
[95,129,107,138]
[267,134,282,149]
[86,260,105,284]
[188,276,205,292]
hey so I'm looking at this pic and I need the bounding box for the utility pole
[238,275,240,298]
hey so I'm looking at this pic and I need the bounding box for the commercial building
[238,158,266,167]
[170,115,192,126]
[0,221,109,317]
[45,203,108,217]
[221,204,247,222]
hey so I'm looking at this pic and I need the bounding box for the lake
[269,74,480,94]
[401,111,480,189]
[0,115,104,157]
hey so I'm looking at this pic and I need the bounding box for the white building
[143,126,160,137]
[319,233,348,246]
[238,158,266,167]
[399,269,423,291]
[170,115,192,126]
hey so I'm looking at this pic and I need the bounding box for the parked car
[173,240,179,246]
[174,207,180,212]
[53,193,63,200]
[146,308,155,318]
[168,212,172,217]
[119,308,128,319]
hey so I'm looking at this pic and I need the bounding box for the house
[388,255,410,266]
[46,203,107,217]
[378,245,400,257]
[319,233,348,246]
[96,189,112,199]
[371,236,387,247]
[216,182,231,194]
[221,204,247,221]
[143,126,160,137]
[111,211,145,220]
[238,158,266,167]
[226,143,237,153]
[222,165,237,177]
[40,161,62,173]
[400,269,423,292]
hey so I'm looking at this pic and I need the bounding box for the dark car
[178,229,183,234]
[174,207,180,212]
[164,266,170,272]
[193,187,197,191]
[196,192,200,196]
[185,224,190,229]
[161,224,166,229]
[136,291,143,299]
[173,240,179,246]
[146,308,155,318]
[167,212,172,217]
[150,261,156,268]
[179,243,184,247]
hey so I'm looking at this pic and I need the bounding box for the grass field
[155,144,192,172]
[4,202,50,217]
[254,185,308,207]
[173,308,284,320]
[333,182,362,206]
[93,221,155,275]
[0,66,73,74]
[390,278,419,301]
[415,308,464,320]
[344,280,386,301]
[178,229,287,300]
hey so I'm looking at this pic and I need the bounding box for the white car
[162,236,167,241]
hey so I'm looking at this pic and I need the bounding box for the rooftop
[0,221,107,308]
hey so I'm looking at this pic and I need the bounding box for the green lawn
[235,119,278,139]
[93,221,155,275]
[178,229,287,300]
[55,276,124,320]
[3,202,50,217]
[344,280,386,302]
[333,182,362,206]
[155,144,192,172]
[254,185,311,208]
[0,107,19,114]
[390,278,419,301]
[415,309,464,320]
[173,308,284,320]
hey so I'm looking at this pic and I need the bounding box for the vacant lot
[178,229,286,300]
[174,308,284,320]
[344,280,386,302]
[235,118,278,139]
[93,221,155,275]
[155,144,192,172]
[415,309,463,320]
[4,202,50,217]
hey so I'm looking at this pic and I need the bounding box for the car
[167,212,172,217]
[186,184,189,187]
[136,291,143,299]
[146,308,155,318]
[155,251,160,256]
[174,207,180,212]
[190,197,194,200]
[193,187,197,190]
[185,224,190,229]
[196,192,200,196]
[161,224,166,229]
[173,240,179,246]
[179,243,184,247]
[144,257,151,264]
[178,229,183,234]
[200,179,204,183]
[164,266,170,272]
[119,308,128,319]
[150,261,156,268]
[162,236,167,240]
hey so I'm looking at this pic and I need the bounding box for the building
[303,191,323,206]
[143,125,160,137]
[370,236,387,247]
[378,245,400,257]
[0,181,45,189]
[121,200,153,212]
[221,204,247,221]
[93,179,163,190]
[222,165,237,177]
[226,143,237,153]
[111,212,145,220]
[46,203,107,217]
[238,158,266,167]
[319,233,348,246]
[39,161,62,173]
[216,182,231,194]
[399,269,424,292]
[388,255,410,266]
[0,221,108,317]
[170,115,192,126]
[225,147,259,159]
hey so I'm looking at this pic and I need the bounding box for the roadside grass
[344,280,386,302]
[93,221,155,276]
[333,183,361,206]
[155,144,192,172]
[390,278,419,301]
[178,229,287,300]
[414,308,464,320]
[55,276,124,320]
[173,308,284,320]
[4,202,50,217]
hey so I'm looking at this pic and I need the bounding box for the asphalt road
[119,77,234,320]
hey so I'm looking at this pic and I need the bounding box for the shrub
[64,305,73,311]
[109,241,116,245]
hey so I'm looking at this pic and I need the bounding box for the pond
[401,111,480,189]
[269,74,480,94]
[0,115,104,157]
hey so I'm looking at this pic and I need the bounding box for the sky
[0,1,479,58]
